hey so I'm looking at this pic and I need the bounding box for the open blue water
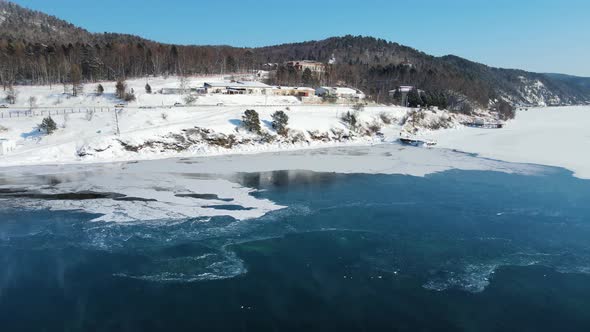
[1,167,590,331]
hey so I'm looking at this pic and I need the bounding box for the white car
[114,103,126,108]
[0,104,8,108]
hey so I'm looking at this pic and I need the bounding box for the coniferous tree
[145,83,152,94]
[271,110,289,136]
[39,116,57,134]
[407,88,423,108]
[302,68,313,86]
[115,79,126,99]
[96,84,104,95]
[242,109,261,134]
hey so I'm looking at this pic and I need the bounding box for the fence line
[0,103,395,119]
[0,107,113,119]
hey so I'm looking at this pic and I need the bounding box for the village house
[315,87,366,100]
[286,60,327,74]
[389,86,420,106]
[203,81,273,95]
[160,88,198,95]
[272,86,316,97]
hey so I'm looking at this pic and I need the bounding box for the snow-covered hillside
[1,77,429,166]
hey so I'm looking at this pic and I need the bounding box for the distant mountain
[1,0,589,108]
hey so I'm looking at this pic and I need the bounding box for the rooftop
[205,81,271,89]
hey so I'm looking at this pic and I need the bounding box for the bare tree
[71,64,83,96]
[5,84,17,104]
[28,96,37,110]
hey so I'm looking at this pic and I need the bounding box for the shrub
[242,109,261,134]
[367,120,382,134]
[184,94,197,105]
[5,85,17,104]
[340,111,359,131]
[379,112,393,125]
[352,103,365,112]
[39,116,57,134]
[145,83,152,94]
[28,96,37,109]
[496,100,515,120]
[124,92,136,102]
[322,94,338,104]
[85,110,94,121]
[271,110,289,136]
[96,84,104,95]
[161,112,168,120]
[115,80,126,99]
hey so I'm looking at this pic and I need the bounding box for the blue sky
[12,0,590,76]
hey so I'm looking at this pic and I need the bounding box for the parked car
[216,103,224,106]
[174,102,182,107]
[0,104,8,108]
[114,103,126,108]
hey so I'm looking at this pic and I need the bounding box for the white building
[315,87,366,100]
[272,86,316,97]
[389,86,419,106]
[203,81,273,95]
[0,138,15,155]
[286,60,326,74]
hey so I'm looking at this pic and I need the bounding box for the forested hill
[1,0,589,108]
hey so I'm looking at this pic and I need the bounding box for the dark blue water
[1,168,590,331]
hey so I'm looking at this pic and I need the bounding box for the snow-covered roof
[273,86,315,91]
[320,87,363,95]
[389,86,414,93]
[205,81,271,89]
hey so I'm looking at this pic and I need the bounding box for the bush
[242,109,261,134]
[271,110,289,136]
[5,85,17,104]
[322,94,338,104]
[352,103,365,112]
[456,102,474,115]
[145,83,152,94]
[496,100,515,120]
[340,111,359,131]
[115,80,126,99]
[85,110,94,121]
[367,120,382,134]
[379,112,393,124]
[124,92,136,102]
[39,116,57,134]
[184,94,197,105]
[96,84,104,95]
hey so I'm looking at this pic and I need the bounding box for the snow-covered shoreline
[1,76,589,180]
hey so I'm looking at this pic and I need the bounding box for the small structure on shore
[203,81,273,95]
[315,87,366,100]
[461,120,504,129]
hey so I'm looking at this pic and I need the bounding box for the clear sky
[11,0,590,76]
